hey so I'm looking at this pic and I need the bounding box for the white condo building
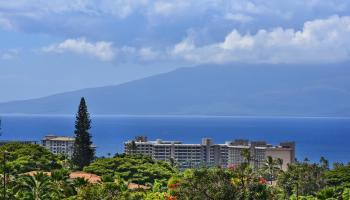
[41,135,75,158]
[124,137,295,170]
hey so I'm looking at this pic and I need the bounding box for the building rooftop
[24,171,101,183]
[228,145,251,149]
[128,183,150,190]
[125,138,294,150]
[42,135,75,141]
[48,137,75,141]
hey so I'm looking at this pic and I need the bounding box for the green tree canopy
[14,172,58,200]
[170,168,237,200]
[324,164,350,186]
[83,154,176,185]
[278,161,326,198]
[0,143,61,174]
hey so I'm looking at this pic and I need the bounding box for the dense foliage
[1,143,350,199]
[324,164,350,186]
[84,154,176,185]
[277,160,326,197]
[0,143,62,174]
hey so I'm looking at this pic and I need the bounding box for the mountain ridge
[1,63,350,116]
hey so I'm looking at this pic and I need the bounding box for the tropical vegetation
[1,143,350,199]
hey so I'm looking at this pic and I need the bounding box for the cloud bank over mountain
[39,15,350,64]
[172,16,350,64]
[42,38,115,61]
[1,0,350,64]
[1,0,350,102]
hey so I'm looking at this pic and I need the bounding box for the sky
[1,0,350,102]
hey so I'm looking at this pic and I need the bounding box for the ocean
[0,115,349,164]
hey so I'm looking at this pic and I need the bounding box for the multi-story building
[265,142,295,171]
[124,137,295,170]
[41,135,75,158]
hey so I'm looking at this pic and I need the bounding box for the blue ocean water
[0,115,349,164]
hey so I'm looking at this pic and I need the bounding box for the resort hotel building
[41,135,75,158]
[124,137,295,170]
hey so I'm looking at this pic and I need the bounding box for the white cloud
[1,0,350,43]
[173,38,195,54]
[2,1,350,66]
[138,47,159,61]
[172,15,350,64]
[220,30,254,50]
[224,13,253,23]
[0,16,14,30]
[42,39,163,63]
[42,38,115,61]
[98,0,149,18]
[0,0,349,22]
[227,1,266,14]
[0,53,14,60]
[0,0,147,21]
[151,1,193,16]
[0,49,19,60]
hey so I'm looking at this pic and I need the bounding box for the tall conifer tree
[72,97,94,169]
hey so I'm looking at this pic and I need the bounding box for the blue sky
[1,0,350,102]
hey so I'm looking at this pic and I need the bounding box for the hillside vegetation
[1,143,350,199]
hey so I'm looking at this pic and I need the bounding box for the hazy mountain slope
[0,63,350,116]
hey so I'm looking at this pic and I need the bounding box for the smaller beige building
[265,142,295,171]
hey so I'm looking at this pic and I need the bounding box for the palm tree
[73,177,89,189]
[126,140,137,154]
[169,157,176,168]
[262,156,280,185]
[319,156,329,170]
[231,162,257,199]
[0,173,16,199]
[276,158,283,170]
[51,169,75,198]
[14,172,57,200]
[241,149,251,165]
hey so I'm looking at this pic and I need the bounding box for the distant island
[0,63,350,116]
